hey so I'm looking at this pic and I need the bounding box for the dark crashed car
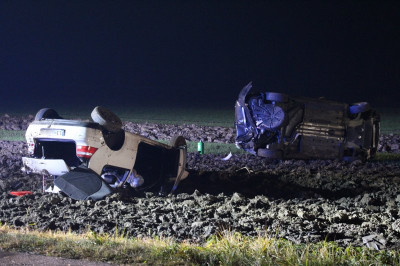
[235,82,380,161]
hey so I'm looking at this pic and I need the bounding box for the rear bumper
[22,157,70,176]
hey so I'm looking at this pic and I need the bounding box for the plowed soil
[1,115,400,250]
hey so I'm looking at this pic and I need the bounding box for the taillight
[76,145,98,158]
[28,143,35,154]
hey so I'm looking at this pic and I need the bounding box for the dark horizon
[1,1,399,112]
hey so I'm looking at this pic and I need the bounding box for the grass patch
[0,225,399,265]
[186,141,244,155]
[377,108,400,134]
[158,140,243,155]
[0,130,25,141]
[373,153,400,161]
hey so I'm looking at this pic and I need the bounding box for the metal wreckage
[20,83,380,200]
[22,106,188,200]
[235,82,380,161]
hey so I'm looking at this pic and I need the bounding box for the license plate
[40,128,65,136]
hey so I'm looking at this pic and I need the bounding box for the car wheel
[34,108,62,121]
[349,102,371,114]
[91,106,122,133]
[252,104,285,129]
[265,92,288,103]
[257,148,283,159]
[169,135,187,148]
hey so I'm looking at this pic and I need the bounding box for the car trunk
[34,138,81,167]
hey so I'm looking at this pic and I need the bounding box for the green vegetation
[377,108,400,134]
[161,140,244,155]
[0,130,25,141]
[374,153,400,161]
[187,141,245,155]
[0,225,399,265]
[163,140,244,155]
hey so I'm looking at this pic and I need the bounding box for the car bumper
[22,157,70,176]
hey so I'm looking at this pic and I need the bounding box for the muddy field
[1,115,400,250]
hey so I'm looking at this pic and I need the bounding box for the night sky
[1,0,399,112]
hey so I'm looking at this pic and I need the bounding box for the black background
[1,0,399,111]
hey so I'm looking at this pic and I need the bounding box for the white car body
[24,120,102,175]
[22,117,188,194]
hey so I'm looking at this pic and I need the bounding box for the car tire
[265,92,288,103]
[257,148,283,159]
[349,102,371,114]
[261,105,285,129]
[34,108,62,121]
[169,135,187,148]
[91,106,122,133]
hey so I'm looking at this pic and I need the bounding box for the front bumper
[234,82,257,154]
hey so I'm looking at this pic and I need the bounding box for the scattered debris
[236,166,253,174]
[10,191,33,197]
[362,234,387,250]
[197,140,204,154]
[221,152,232,161]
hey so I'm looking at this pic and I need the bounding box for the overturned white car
[22,107,188,200]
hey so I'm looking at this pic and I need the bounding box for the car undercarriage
[235,82,380,161]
